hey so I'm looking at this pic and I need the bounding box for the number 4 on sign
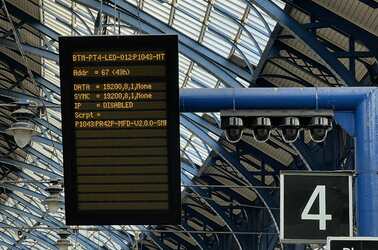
[301,185,332,230]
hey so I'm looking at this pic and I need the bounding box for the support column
[355,89,378,236]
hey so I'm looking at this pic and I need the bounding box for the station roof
[0,0,375,249]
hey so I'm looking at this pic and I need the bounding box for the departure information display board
[59,35,180,225]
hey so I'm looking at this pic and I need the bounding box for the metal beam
[4,1,59,41]
[24,146,62,174]
[0,38,59,62]
[74,0,246,87]
[0,52,60,95]
[32,135,62,151]
[274,40,337,84]
[181,116,280,248]
[112,0,252,81]
[247,0,355,85]
[183,113,291,171]
[181,173,242,249]
[288,0,378,59]
[359,0,378,8]
[4,183,46,200]
[0,201,102,249]
[0,208,58,250]
[0,158,61,179]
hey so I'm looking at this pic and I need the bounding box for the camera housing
[220,110,333,144]
[279,117,301,143]
[221,116,244,143]
[307,116,332,143]
[251,117,272,143]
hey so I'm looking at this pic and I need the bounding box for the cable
[136,0,142,34]
[184,184,280,189]
[99,0,103,35]
[0,225,278,235]
[113,0,117,34]
[0,179,280,190]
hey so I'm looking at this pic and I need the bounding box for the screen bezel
[59,35,180,225]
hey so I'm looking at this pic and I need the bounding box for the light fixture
[56,229,71,250]
[45,181,63,213]
[307,116,332,143]
[279,117,301,143]
[5,121,37,148]
[11,107,36,120]
[5,105,39,148]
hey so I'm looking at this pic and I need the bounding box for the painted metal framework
[0,0,375,249]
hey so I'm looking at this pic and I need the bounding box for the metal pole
[355,91,378,236]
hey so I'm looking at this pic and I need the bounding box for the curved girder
[172,3,256,73]
[246,0,355,84]
[0,196,103,249]
[0,209,59,250]
[3,176,133,249]
[99,227,131,250]
[74,0,245,87]
[23,147,61,174]
[181,160,199,177]
[0,158,61,179]
[0,38,58,62]
[178,224,205,250]
[208,26,254,74]
[0,232,17,246]
[181,137,205,163]
[0,51,60,95]
[181,115,280,242]
[286,0,378,60]
[0,89,56,107]
[2,183,45,200]
[213,5,263,55]
[183,113,292,171]
[31,136,62,151]
[182,173,242,249]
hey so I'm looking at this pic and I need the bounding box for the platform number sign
[280,172,353,244]
[301,185,332,230]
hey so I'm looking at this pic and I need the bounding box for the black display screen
[59,35,180,225]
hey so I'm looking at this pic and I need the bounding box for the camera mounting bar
[220,109,334,118]
[220,109,334,143]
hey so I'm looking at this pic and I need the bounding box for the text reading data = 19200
[71,50,169,211]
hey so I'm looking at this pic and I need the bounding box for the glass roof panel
[143,0,170,23]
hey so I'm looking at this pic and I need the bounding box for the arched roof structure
[0,0,375,249]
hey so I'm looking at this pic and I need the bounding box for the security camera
[221,116,244,143]
[307,116,332,143]
[279,117,301,143]
[251,117,272,143]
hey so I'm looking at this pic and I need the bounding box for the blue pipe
[180,87,378,236]
[355,91,378,236]
[180,88,374,112]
